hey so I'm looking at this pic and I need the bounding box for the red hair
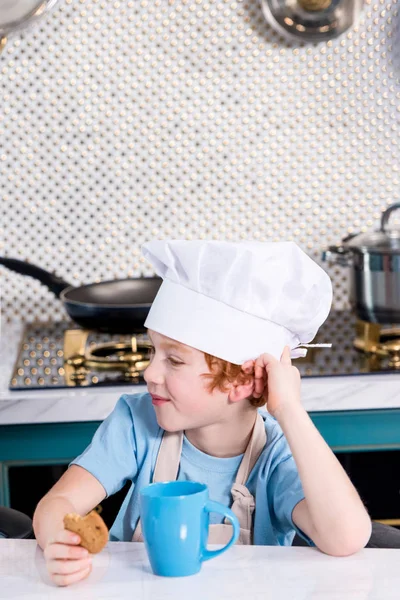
[202,353,267,408]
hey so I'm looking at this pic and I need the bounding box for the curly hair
[202,353,267,408]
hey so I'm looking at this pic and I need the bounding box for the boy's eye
[147,346,183,366]
[168,357,184,366]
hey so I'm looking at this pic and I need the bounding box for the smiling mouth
[151,394,171,406]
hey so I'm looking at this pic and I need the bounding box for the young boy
[33,240,372,587]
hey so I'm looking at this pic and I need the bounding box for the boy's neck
[184,407,258,458]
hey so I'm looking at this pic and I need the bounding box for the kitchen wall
[1,0,399,323]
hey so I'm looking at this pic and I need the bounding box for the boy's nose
[143,359,164,386]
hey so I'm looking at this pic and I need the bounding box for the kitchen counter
[1,320,400,425]
[1,539,400,599]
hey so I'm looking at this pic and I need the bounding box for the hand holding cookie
[63,511,109,554]
[43,511,108,587]
[43,529,92,587]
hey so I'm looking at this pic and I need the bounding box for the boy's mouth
[151,394,171,406]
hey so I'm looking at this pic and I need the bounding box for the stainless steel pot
[260,0,363,44]
[0,1,59,55]
[322,203,400,324]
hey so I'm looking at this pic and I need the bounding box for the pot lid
[344,204,400,253]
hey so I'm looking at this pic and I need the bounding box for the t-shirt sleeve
[70,395,138,497]
[269,449,314,546]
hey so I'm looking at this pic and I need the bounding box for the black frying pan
[0,258,162,333]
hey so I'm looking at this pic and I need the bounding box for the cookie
[63,511,109,554]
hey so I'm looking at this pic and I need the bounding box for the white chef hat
[142,240,332,364]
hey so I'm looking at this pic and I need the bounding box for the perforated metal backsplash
[1,0,399,324]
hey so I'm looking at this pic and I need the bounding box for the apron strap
[230,483,256,533]
[234,413,267,485]
[222,413,266,535]
[152,430,183,482]
[132,431,184,542]
[152,412,266,484]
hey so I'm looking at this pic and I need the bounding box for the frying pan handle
[0,257,71,298]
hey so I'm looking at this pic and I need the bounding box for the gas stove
[9,311,400,391]
[9,322,151,390]
[296,311,400,376]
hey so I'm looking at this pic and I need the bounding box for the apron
[132,413,267,545]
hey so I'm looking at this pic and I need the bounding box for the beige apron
[132,413,267,546]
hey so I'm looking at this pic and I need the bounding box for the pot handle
[0,257,71,298]
[380,203,400,232]
[321,245,352,267]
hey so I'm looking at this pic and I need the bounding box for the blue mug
[139,480,240,577]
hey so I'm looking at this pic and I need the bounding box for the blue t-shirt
[71,392,308,545]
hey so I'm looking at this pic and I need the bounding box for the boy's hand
[242,346,301,418]
[43,530,92,587]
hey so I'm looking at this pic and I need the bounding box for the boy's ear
[228,379,254,403]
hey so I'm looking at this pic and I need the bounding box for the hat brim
[144,279,302,364]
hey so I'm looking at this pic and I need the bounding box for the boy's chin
[155,413,201,433]
[154,414,183,433]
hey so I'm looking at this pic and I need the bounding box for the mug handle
[201,500,240,562]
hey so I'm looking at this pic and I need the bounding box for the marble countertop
[1,320,400,426]
[1,539,400,599]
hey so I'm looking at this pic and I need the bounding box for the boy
[33,240,371,587]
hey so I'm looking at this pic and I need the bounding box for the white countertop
[1,539,399,599]
[1,320,400,426]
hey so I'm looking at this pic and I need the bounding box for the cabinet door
[8,464,131,531]
[337,450,400,528]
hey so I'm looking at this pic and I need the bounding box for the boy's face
[144,329,231,432]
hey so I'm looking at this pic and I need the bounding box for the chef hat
[142,240,332,364]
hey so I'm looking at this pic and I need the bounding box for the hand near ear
[242,346,301,418]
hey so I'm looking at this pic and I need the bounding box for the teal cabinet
[1,409,400,507]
